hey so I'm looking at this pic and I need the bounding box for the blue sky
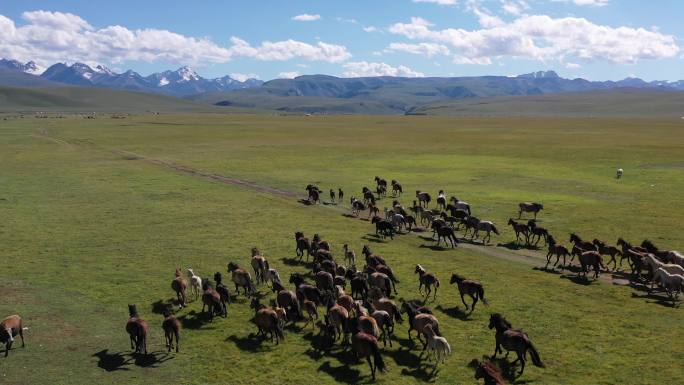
[1,0,682,81]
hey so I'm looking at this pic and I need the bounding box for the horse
[171,267,188,308]
[489,313,544,376]
[527,220,549,246]
[569,233,597,252]
[641,240,676,262]
[415,264,440,300]
[462,216,481,238]
[473,221,499,245]
[518,202,543,219]
[352,329,386,380]
[295,231,311,260]
[545,235,570,270]
[227,262,255,297]
[376,185,387,198]
[436,190,447,211]
[507,219,530,245]
[450,274,487,312]
[362,245,387,267]
[1,315,26,357]
[214,272,232,308]
[338,188,344,204]
[250,299,284,344]
[617,238,645,268]
[576,251,605,279]
[363,190,376,205]
[616,168,623,179]
[162,310,181,352]
[368,272,393,298]
[471,358,506,385]
[368,305,394,347]
[401,301,440,350]
[592,239,622,271]
[315,271,335,292]
[187,268,202,301]
[308,188,321,204]
[423,323,451,365]
[329,189,336,203]
[445,205,469,222]
[435,225,459,248]
[643,255,684,290]
[250,247,269,285]
[449,197,471,215]
[371,216,395,240]
[368,203,380,219]
[416,191,431,208]
[290,273,325,305]
[391,180,402,196]
[351,197,367,216]
[125,304,149,355]
[652,268,684,303]
[201,280,226,321]
[374,176,388,189]
[343,244,356,267]
[420,210,434,227]
[390,213,405,232]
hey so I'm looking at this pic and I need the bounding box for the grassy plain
[0,114,683,385]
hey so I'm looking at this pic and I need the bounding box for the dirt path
[34,131,626,285]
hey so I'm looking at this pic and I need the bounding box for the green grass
[0,114,683,385]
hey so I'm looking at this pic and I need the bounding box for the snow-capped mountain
[0,59,44,75]
[36,61,263,96]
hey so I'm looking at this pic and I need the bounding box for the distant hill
[0,85,234,113]
[0,68,62,88]
[408,88,684,118]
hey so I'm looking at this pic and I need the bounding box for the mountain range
[2,58,684,115]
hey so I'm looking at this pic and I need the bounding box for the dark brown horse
[518,202,543,219]
[416,191,431,208]
[592,239,622,271]
[527,220,549,246]
[471,358,506,385]
[508,219,530,245]
[391,180,402,196]
[202,280,226,321]
[575,251,605,279]
[1,315,26,357]
[294,231,311,260]
[545,235,570,270]
[450,274,487,312]
[415,264,440,300]
[569,233,597,251]
[250,299,284,344]
[162,310,181,352]
[352,330,386,380]
[125,304,149,354]
[171,267,188,308]
[371,216,395,240]
[489,313,544,376]
[401,301,440,350]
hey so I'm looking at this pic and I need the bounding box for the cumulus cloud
[386,42,450,58]
[0,10,350,66]
[389,15,679,65]
[501,0,529,16]
[413,0,458,5]
[278,71,300,79]
[292,14,321,21]
[342,61,424,77]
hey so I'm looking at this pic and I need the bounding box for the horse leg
[367,356,375,380]
[433,285,438,300]
[460,292,468,310]
[471,294,478,312]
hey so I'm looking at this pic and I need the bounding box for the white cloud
[363,26,379,33]
[501,0,529,16]
[386,42,450,58]
[565,62,581,69]
[555,0,609,6]
[342,61,424,77]
[278,71,300,79]
[292,14,321,22]
[0,11,350,66]
[336,17,358,24]
[413,0,458,5]
[230,73,259,82]
[389,15,679,65]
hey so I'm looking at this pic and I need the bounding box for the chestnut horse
[471,358,506,385]
[1,315,26,357]
[545,235,570,270]
[125,304,149,354]
[171,268,188,308]
[352,330,386,380]
[162,310,181,352]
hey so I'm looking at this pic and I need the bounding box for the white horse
[187,268,202,300]
[472,221,499,245]
[643,254,684,290]
[423,323,451,365]
[449,197,471,215]
[616,168,623,179]
[343,244,356,267]
[652,268,684,300]
[667,251,684,269]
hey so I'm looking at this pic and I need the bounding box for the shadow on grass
[178,310,215,330]
[559,274,595,286]
[297,199,313,206]
[631,291,680,308]
[419,244,448,251]
[532,266,562,275]
[361,234,385,243]
[133,351,174,368]
[150,299,176,315]
[385,347,437,381]
[317,361,362,384]
[435,304,474,321]
[226,333,275,353]
[498,241,533,251]
[92,349,131,372]
[489,357,535,384]
[281,256,311,267]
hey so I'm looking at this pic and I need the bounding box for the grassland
[1,114,683,385]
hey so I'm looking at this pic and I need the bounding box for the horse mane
[491,313,512,329]
[641,239,658,251]
[451,273,465,282]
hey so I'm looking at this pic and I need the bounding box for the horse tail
[467,205,471,215]
[527,340,545,368]
[433,322,442,337]
[434,278,440,288]
[264,259,270,272]
[477,285,488,305]
[371,340,386,373]
[393,304,403,323]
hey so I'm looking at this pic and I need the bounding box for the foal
[187,268,202,301]
[415,264,440,300]
[162,310,181,352]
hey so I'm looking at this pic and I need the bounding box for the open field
[1,114,683,385]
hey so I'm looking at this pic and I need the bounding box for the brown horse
[569,233,597,251]
[294,231,311,260]
[416,191,431,208]
[162,310,181,352]
[401,301,440,350]
[352,330,386,380]
[202,280,226,321]
[415,264,440,300]
[507,219,530,245]
[545,235,570,270]
[391,180,402,196]
[251,247,269,285]
[450,274,487,312]
[489,313,544,376]
[576,251,605,279]
[471,358,506,385]
[1,315,26,357]
[125,304,149,354]
[592,239,622,271]
[518,202,543,219]
[227,262,255,297]
[250,299,284,344]
[171,267,188,308]
[527,220,549,246]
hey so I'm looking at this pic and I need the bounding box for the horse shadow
[489,357,534,384]
[132,351,173,368]
[532,266,562,275]
[386,348,437,381]
[418,235,436,241]
[361,234,385,243]
[297,199,313,206]
[92,349,132,372]
[317,361,361,384]
[419,244,449,251]
[178,310,214,330]
[150,299,176,315]
[302,331,332,359]
[281,256,309,267]
[435,304,474,321]
[631,291,680,308]
[559,274,595,286]
[498,241,537,251]
[226,334,272,353]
